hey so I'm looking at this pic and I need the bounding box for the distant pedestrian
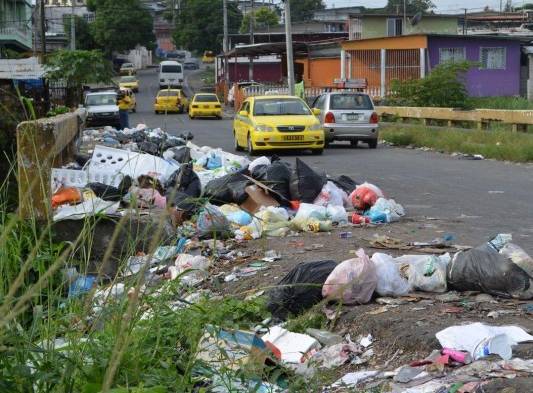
[117,91,131,129]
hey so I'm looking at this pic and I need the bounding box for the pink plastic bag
[322,249,377,304]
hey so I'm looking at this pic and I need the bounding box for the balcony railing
[0,24,32,48]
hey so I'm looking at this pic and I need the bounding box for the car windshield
[253,98,311,116]
[86,94,116,106]
[158,91,179,97]
[121,64,133,69]
[120,76,136,82]
[194,95,218,102]
[161,65,182,73]
[330,94,373,110]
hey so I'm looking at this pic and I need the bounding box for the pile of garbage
[267,233,533,321]
[51,124,405,235]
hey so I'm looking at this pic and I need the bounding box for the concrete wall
[17,109,85,219]
[428,36,521,97]
[229,62,282,83]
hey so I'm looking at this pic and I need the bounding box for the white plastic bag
[169,254,211,286]
[500,243,533,278]
[395,254,450,293]
[313,181,347,207]
[248,156,271,172]
[368,198,405,223]
[235,217,263,240]
[322,249,377,304]
[371,253,411,297]
[436,323,533,361]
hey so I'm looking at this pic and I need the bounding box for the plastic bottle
[472,334,512,360]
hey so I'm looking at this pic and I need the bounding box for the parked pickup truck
[84,90,120,128]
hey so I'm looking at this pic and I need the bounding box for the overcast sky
[324,0,521,13]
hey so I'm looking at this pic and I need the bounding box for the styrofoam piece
[89,145,178,182]
[52,168,123,190]
[53,198,119,221]
[262,325,321,364]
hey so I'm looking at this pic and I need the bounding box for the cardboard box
[240,185,280,214]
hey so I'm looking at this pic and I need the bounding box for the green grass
[381,124,533,162]
[469,96,533,110]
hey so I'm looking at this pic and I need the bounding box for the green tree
[288,0,325,22]
[87,0,155,55]
[173,0,242,54]
[45,50,113,106]
[240,6,279,33]
[386,0,435,14]
[388,62,473,108]
[63,15,97,50]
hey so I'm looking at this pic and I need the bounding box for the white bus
[159,60,184,88]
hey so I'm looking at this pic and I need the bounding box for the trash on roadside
[267,260,337,320]
[329,370,379,389]
[197,204,232,239]
[240,185,280,214]
[436,322,533,361]
[396,254,449,293]
[322,249,377,304]
[196,325,271,374]
[311,341,362,369]
[262,325,321,364]
[371,253,411,297]
[447,234,533,299]
[290,158,326,203]
[313,181,348,207]
[305,329,343,347]
[68,275,97,297]
[349,182,384,210]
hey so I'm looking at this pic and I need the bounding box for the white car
[85,91,120,128]
[159,60,184,88]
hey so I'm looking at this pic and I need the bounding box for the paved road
[132,67,533,252]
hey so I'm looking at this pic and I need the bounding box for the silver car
[312,92,379,148]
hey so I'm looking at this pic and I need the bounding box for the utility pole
[40,0,46,62]
[70,0,76,50]
[223,0,229,83]
[249,0,255,81]
[463,8,467,35]
[282,0,295,95]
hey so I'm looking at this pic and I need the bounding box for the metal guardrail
[375,106,533,132]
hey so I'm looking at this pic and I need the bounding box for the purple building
[427,35,522,97]
[340,33,526,98]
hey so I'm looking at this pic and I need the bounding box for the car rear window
[330,94,373,110]
[120,76,136,82]
[194,95,218,102]
[253,98,311,116]
[158,91,179,97]
[161,65,182,73]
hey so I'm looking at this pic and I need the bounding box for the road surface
[132,67,533,252]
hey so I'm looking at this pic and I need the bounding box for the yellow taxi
[154,89,189,114]
[120,88,137,112]
[202,50,215,63]
[233,95,324,155]
[119,75,139,92]
[189,93,222,119]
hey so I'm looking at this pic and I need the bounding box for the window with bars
[439,48,466,64]
[480,47,506,70]
[387,18,403,37]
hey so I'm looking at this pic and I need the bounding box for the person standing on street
[117,91,131,129]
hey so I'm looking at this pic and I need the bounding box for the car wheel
[324,139,331,148]
[247,134,256,156]
[132,106,136,113]
[178,105,184,114]
[312,148,324,156]
[350,140,358,147]
[155,110,159,114]
[368,139,378,149]
[189,114,194,119]
[234,132,242,152]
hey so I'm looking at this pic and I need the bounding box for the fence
[376,106,533,131]
[17,109,86,219]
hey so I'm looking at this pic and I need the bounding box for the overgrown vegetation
[381,124,533,162]
[387,62,473,108]
[469,96,533,110]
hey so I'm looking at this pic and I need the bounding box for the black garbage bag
[87,176,132,201]
[267,260,338,320]
[130,131,146,143]
[166,163,202,212]
[113,132,131,144]
[289,158,326,203]
[203,169,251,205]
[74,153,91,167]
[447,247,533,299]
[161,136,185,150]
[251,161,291,205]
[330,175,358,194]
[165,146,191,164]
[138,141,160,156]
